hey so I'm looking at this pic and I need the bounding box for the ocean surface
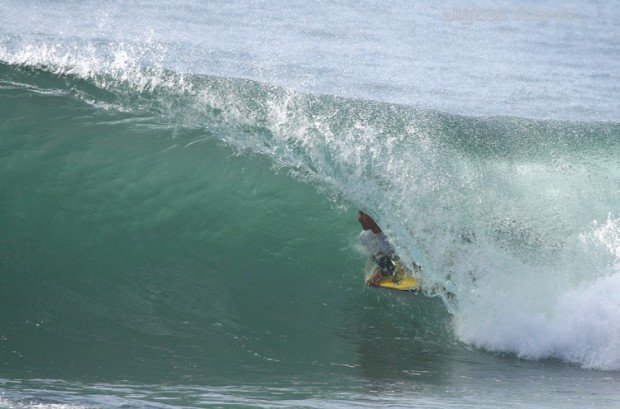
[1,0,619,407]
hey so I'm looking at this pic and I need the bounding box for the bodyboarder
[357,211,398,287]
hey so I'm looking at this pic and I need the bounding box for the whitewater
[1,1,619,408]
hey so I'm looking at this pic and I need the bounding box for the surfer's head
[358,211,382,233]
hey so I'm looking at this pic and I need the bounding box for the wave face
[0,1,619,398]
[0,62,456,383]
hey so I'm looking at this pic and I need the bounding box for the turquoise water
[1,1,619,407]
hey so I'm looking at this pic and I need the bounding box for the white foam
[455,269,620,370]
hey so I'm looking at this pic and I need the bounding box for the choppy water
[1,1,619,407]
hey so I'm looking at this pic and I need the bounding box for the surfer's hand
[366,269,382,287]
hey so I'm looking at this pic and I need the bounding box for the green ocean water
[1,60,619,407]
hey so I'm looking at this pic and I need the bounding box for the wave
[1,43,619,373]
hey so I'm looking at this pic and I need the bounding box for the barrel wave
[1,51,620,407]
[1,51,619,385]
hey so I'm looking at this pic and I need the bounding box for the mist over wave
[2,0,619,121]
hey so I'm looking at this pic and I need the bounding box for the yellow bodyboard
[367,262,420,291]
[376,275,418,291]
